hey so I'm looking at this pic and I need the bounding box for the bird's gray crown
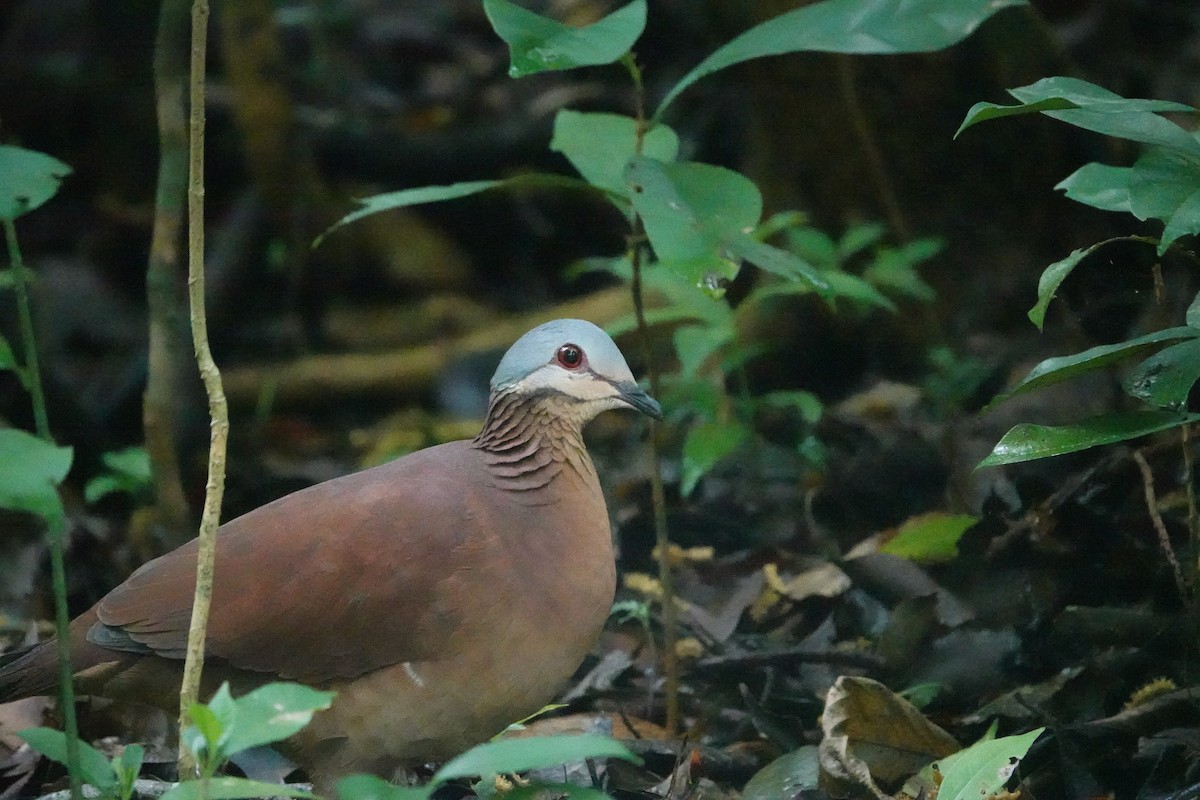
[490,318,634,391]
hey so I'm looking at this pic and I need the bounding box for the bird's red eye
[556,343,584,369]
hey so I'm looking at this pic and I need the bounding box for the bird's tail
[0,639,60,701]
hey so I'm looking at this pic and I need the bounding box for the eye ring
[556,343,584,369]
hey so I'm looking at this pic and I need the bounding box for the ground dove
[0,318,661,793]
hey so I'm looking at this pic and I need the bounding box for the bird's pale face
[490,319,661,422]
[513,339,661,423]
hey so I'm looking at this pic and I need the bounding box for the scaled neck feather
[472,389,599,496]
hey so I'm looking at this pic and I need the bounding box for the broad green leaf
[937,728,1044,800]
[1026,238,1156,330]
[550,110,678,198]
[742,746,820,800]
[0,429,72,533]
[674,323,733,377]
[116,743,145,796]
[484,0,646,77]
[433,734,639,781]
[726,235,831,295]
[1124,337,1200,411]
[219,683,335,757]
[19,728,117,792]
[337,774,430,800]
[879,512,977,563]
[958,77,1197,144]
[1056,163,1133,213]
[625,157,761,287]
[1127,146,1200,253]
[0,146,72,220]
[989,327,1198,407]
[317,175,595,247]
[656,0,1025,118]
[978,411,1200,467]
[749,271,895,310]
[161,777,315,800]
[681,420,751,497]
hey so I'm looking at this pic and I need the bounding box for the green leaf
[86,446,153,503]
[656,0,1025,118]
[19,728,118,793]
[1188,290,1200,329]
[1127,146,1200,253]
[1026,239,1156,330]
[0,429,72,533]
[937,728,1043,800]
[337,774,430,800]
[186,701,224,758]
[958,77,1200,153]
[879,513,978,563]
[433,735,639,782]
[1124,337,1200,411]
[759,390,823,424]
[863,246,937,301]
[550,110,679,200]
[742,746,820,800]
[625,157,761,287]
[316,175,595,247]
[484,0,646,77]
[674,323,733,377]
[978,411,1200,467]
[838,223,886,259]
[989,327,1199,407]
[726,235,831,295]
[785,227,839,270]
[219,683,336,757]
[1056,163,1133,213]
[0,146,72,220]
[115,744,145,800]
[681,421,751,497]
[160,777,315,800]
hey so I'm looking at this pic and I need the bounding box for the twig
[622,52,680,736]
[1132,449,1191,608]
[693,646,885,675]
[178,0,230,777]
[3,217,83,800]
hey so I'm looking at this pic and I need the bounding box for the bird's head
[490,319,662,422]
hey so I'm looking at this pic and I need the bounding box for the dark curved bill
[616,381,663,420]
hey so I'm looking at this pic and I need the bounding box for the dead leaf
[818,676,958,799]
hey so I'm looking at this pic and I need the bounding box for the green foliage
[167,682,333,800]
[483,0,646,77]
[878,513,978,563]
[335,735,639,800]
[0,428,73,534]
[85,446,154,504]
[963,77,1200,465]
[935,727,1043,800]
[318,0,1018,489]
[0,145,73,221]
[19,728,144,800]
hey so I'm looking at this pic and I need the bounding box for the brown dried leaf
[818,676,959,798]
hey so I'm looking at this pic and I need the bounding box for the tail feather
[0,639,61,701]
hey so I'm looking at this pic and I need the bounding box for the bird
[0,318,661,793]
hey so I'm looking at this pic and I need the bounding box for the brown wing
[95,441,482,684]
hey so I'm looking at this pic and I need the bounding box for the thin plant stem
[178,0,230,777]
[3,218,83,800]
[621,52,680,735]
